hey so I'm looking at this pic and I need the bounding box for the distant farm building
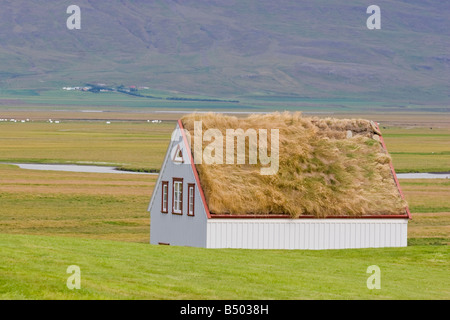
[148,113,410,249]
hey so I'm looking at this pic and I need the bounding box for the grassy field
[0,164,154,242]
[0,112,448,299]
[0,113,449,173]
[382,127,450,173]
[1,233,448,300]
[401,178,450,246]
[1,89,448,114]
[0,90,255,111]
[0,162,448,245]
[0,120,174,171]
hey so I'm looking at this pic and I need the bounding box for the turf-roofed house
[148,113,411,249]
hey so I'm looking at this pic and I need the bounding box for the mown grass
[0,233,448,300]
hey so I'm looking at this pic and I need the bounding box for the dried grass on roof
[181,112,407,218]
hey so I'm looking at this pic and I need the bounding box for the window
[172,178,183,214]
[161,181,168,213]
[172,144,184,163]
[188,184,195,216]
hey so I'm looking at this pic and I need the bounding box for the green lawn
[0,233,448,300]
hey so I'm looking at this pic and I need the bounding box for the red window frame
[161,181,169,213]
[172,178,183,215]
[187,183,195,216]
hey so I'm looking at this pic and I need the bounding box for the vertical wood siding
[206,219,408,249]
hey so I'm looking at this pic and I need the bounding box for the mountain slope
[0,0,449,104]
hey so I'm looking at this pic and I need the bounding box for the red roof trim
[178,119,211,219]
[210,214,409,219]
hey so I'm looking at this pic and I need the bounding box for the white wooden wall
[206,219,408,249]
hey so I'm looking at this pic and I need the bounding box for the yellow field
[0,120,174,171]
[402,179,450,243]
[0,164,155,242]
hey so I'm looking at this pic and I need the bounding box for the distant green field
[382,127,450,173]
[0,121,173,171]
[1,120,449,173]
[1,89,444,113]
[0,89,258,111]
[1,233,448,300]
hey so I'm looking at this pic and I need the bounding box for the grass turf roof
[181,112,408,218]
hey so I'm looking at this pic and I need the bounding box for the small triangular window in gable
[172,144,184,163]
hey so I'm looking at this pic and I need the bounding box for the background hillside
[0,0,449,106]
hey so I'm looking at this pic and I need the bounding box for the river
[4,163,450,178]
[7,163,157,175]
